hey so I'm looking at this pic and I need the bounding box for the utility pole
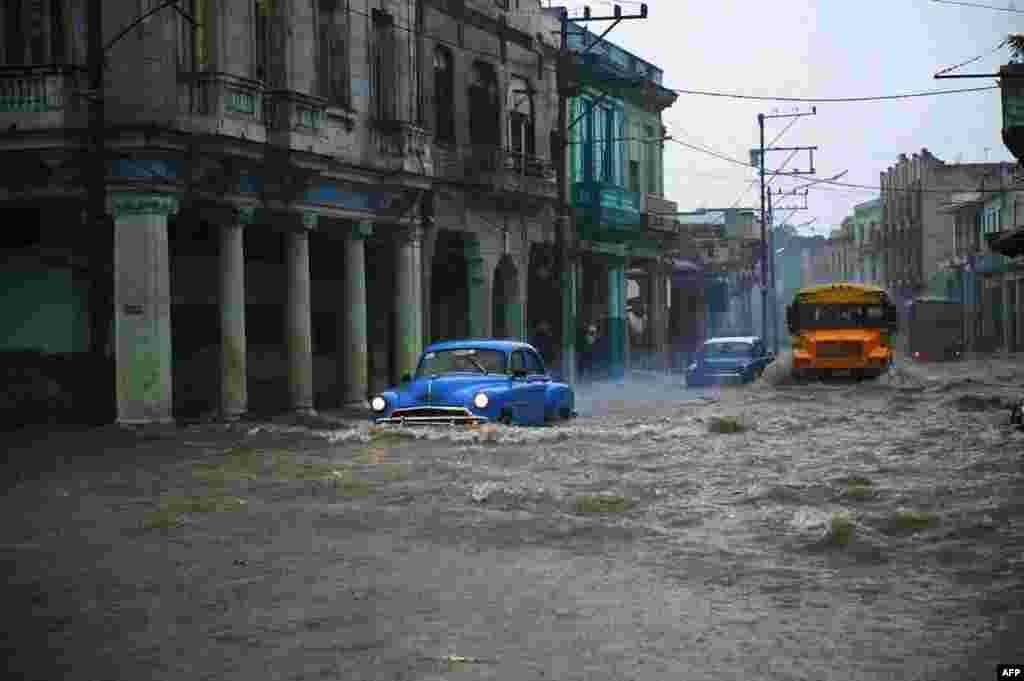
[554,3,646,387]
[753,107,816,347]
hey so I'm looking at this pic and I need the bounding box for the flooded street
[2,354,1023,680]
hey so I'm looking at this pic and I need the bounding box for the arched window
[507,76,534,159]
[317,0,350,107]
[371,8,397,122]
[433,46,454,143]
[468,61,499,148]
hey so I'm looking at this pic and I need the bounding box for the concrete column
[111,193,176,425]
[219,218,247,419]
[1004,275,1014,355]
[421,222,437,346]
[607,259,625,381]
[285,228,314,414]
[1017,277,1024,353]
[395,226,423,382]
[339,221,372,406]
[464,237,484,338]
[560,244,578,385]
[647,261,665,371]
[618,264,627,374]
[479,251,499,339]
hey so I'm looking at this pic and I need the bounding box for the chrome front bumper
[374,406,488,426]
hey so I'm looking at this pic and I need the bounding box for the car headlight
[371,396,386,412]
[473,392,489,409]
[687,362,697,371]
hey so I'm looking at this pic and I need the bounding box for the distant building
[878,149,1012,318]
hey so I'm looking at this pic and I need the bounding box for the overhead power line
[933,39,1009,77]
[669,85,998,102]
[930,0,1024,13]
[333,4,1000,105]
[666,137,1017,195]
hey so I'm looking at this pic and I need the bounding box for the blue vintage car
[369,339,575,426]
[685,336,775,387]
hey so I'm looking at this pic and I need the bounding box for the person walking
[578,323,599,383]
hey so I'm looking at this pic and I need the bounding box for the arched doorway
[527,243,559,365]
[430,229,469,342]
[492,254,521,339]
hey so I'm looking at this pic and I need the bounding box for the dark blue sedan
[369,339,575,426]
[686,336,775,387]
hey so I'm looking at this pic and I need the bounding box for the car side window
[510,350,525,373]
[524,350,545,374]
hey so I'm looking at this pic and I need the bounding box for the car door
[510,349,547,424]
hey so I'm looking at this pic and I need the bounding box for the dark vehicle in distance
[907,297,964,361]
[686,336,775,386]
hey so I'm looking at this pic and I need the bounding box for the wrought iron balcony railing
[0,65,86,118]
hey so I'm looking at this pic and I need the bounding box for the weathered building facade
[0,0,575,425]
[937,166,1024,354]
[877,149,1010,324]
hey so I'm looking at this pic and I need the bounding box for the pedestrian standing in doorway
[578,323,599,383]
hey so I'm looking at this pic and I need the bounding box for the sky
[542,0,1023,236]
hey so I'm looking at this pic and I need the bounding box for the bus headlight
[371,396,386,412]
[473,392,489,409]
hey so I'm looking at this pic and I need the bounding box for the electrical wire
[933,38,1009,77]
[338,3,1001,105]
[931,0,1024,13]
[668,85,999,102]
[666,137,1018,195]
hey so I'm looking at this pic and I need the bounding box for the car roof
[703,336,759,345]
[423,339,536,354]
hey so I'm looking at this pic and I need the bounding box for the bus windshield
[795,303,888,329]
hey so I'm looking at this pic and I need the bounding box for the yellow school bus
[785,282,899,380]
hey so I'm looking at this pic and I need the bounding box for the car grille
[815,341,862,358]
[376,406,486,425]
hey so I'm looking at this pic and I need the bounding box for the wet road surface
[1,354,1022,680]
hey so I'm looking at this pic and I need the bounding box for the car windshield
[703,342,753,356]
[416,348,507,377]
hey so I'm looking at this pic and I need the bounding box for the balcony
[264,89,330,151]
[640,193,678,232]
[177,71,266,142]
[0,65,87,130]
[572,182,641,227]
[371,120,433,175]
[435,144,556,198]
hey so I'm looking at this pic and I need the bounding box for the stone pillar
[607,259,626,381]
[479,251,499,339]
[339,221,372,406]
[421,221,437,346]
[1004,275,1015,355]
[219,215,247,419]
[395,226,423,382]
[559,239,578,385]
[618,266,626,372]
[111,193,176,424]
[647,260,665,371]
[464,237,484,338]
[1017,277,1024,353]
[285,226,314,414]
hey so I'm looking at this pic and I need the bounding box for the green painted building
[565,23,678,380]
